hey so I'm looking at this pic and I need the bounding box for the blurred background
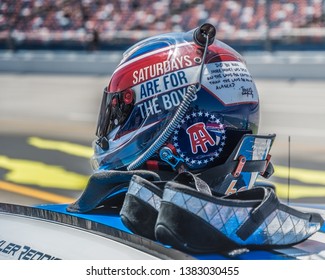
[1,0,324,52]
[0,0,325,206]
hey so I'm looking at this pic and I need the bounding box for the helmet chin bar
[127,23,217,171]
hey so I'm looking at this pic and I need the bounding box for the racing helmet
[91,23,265,193]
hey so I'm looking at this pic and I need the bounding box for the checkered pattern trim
[128,180,161,210]
[163,188,321,246]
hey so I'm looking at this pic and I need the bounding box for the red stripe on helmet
[108,43,240,93]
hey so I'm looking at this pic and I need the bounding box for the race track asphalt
[1,74,325,205]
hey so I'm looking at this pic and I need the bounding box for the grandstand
[0,0,325,51]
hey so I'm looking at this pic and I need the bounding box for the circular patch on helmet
[172,111,226,169]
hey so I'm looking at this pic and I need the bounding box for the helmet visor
[96,87,135,142]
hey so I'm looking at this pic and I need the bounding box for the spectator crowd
[0,0,324,50]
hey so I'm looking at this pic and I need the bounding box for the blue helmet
[91,24,263,192]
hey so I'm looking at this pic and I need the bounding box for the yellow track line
[275,165,325,185]
[275,182,325,200]
[0,155,88,190]
[0,180,75,204]
[28,137,93,158]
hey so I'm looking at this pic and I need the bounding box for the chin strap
[143,154,273,182]
[199,154,273,183]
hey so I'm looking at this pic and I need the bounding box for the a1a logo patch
[172,111,226,169]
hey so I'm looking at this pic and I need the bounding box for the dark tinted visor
[96,87,135,139]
